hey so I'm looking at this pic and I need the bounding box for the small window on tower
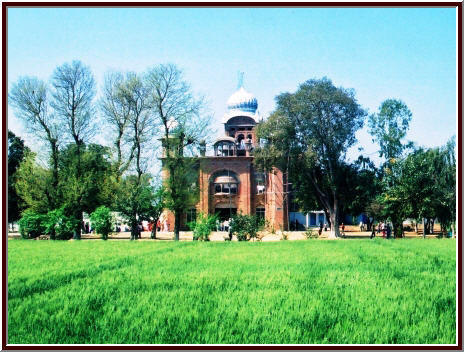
[255,172,265,194]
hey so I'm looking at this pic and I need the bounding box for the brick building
[161,84,287,231]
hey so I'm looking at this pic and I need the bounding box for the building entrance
[215,207,237,221]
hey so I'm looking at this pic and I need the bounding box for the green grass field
[8,239,456,345]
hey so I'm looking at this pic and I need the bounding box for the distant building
[161,83,287,231]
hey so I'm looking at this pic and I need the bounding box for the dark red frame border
[2,2,462,350]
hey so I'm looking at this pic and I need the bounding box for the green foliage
[115,174,165,240]
[43,208,79,240]
[304,227,318,239]
[58,143,117,215]
[188,212,218,241]
[15,152,54,214]
[368,99,412,162]
[230,213,265,241]
[8,130,30,224]
[255,78,366,237]
[7,240,456,344]
[18,211,47,239]
[90,206,113,240]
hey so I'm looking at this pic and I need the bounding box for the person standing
[370,225,376,239]
[386,224,392,239]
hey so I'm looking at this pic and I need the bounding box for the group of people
[147,219,170,233]
[216,219,231,232]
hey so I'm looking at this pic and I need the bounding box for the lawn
[7,239,456,345]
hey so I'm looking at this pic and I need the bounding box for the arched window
[237,134,245,150]
[213,172,239,195]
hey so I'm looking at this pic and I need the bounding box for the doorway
[215,207,237,221]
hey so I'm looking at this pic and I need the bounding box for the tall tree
[100,71,136,177]
[9,77,61,208]
[368,99,412,177]
[51,60,96,239]
[145,64,209,240]
[8,130,30,226]
[256,78,366,238]
[368,99,413,236]
[116,72,154,240]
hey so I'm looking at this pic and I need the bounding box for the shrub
[188,213,217,241]
[44,208,79,240]
[230,214,265,241]
[305,227,318,239]
[18,211,47,239]
[90,206,113,240]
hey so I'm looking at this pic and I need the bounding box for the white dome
[222,86,260,123]
[226,87,258,113]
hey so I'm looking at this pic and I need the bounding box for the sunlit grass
[8,239,456,344]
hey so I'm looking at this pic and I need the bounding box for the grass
[7,239,456,345]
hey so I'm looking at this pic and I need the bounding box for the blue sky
[8,7,457,163]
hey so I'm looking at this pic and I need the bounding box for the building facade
[161,85,287,231]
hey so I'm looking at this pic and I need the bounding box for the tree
[255,78,366,238]
[145,64,210,240]
[394,140,456,238]
[9,77,61,208]
[8,130,30,227]
[100,71,137,178]
[436,137,456,236]
[58,143,117,219]
[368,99,412,165]
[144,185,167,239]
[15,152,54,214]
[90,206,113,240]
[341,156,382,231]
[116,174,158,240]
[368,99,413,237]
[51,60,96,239]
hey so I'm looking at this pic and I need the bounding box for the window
[255,172,265,194]
[256,207,265,219]
[215,141,235,156]
[213,174,239,195]
[187,208,197,223]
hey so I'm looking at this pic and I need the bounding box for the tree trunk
[422,217,426,239]
[328,204,339,239]
[415,221,418,234]
[130,218,138,240]
[451,222,455,238]
[323,209,331,229]
[431,219,435,235]
[174,211,181,241]
[151,223,157,239]
[50,140,59,208]
[393,220,403,238]
[72,210,82,240]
